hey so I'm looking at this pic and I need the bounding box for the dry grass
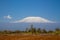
[0,34,60,40]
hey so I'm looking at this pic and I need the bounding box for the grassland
[0,34,60,40]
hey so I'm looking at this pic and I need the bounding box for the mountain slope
[0,22,60,31]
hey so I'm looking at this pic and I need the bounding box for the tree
[37,28,41,33]
[2,30,12,34]
[48,30,53,33]
[29,24,36,34]
[55,28,60,34]
[25,27,29,33]
[14,30,21,33]
[55,28,60,31]
[42,29,47,33]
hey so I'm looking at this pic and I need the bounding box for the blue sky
[0,0,60,23]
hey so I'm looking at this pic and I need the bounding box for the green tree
[29,24,36,34]
[2,30,12,34]
[42,29,47,33]
[48,30,53,33]
[14,30,21,33]
[37,28,41,33]
[55,28,60,34]
[55,28,60,31]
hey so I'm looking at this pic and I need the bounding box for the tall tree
[37,28,41,33]
[42,29,47,33]
[29,24,36,34]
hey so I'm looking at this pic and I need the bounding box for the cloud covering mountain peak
[13,16,53,23]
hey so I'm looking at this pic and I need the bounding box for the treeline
[0,24,60,35]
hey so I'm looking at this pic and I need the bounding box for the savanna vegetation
[0,24,60,35]
[0,24,60,40]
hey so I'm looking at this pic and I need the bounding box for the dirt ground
[0,34,60,40]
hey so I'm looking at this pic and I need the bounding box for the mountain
[13,17,53,23]
[0,17,60,31]
[0,22,60,31]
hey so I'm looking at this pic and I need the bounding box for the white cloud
[4,15,12,19]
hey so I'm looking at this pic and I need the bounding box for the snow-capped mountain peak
[13,16,53,23]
